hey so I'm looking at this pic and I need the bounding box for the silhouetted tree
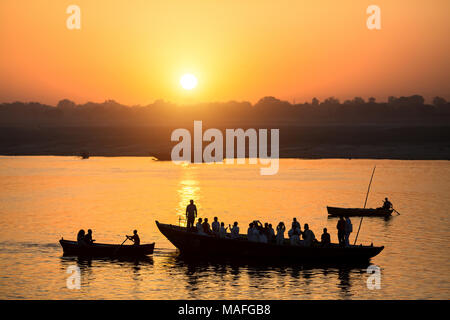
[57,99,76,109]
[321,97,340,105]
[433,96,447,107]
[352,97,365,105]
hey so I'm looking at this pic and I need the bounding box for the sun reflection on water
[177,170,201,227]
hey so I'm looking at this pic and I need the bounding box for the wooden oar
[113,237,128,256]
[393,208,401,215]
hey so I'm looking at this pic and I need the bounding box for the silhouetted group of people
[186,200,358,247]
[336,216,353,246]
[77,229,95,246]
[194,217,241,239]
[76,229,140,246]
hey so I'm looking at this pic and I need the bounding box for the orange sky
[0,0,449,105]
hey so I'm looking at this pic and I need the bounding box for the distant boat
[80,152,89,159]
[156,221,384,263]
[59,239,155,257]
[327,206,393,217]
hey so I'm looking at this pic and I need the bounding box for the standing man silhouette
[186,199,197,231]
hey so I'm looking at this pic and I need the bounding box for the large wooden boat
[155,221,383,263]
[59,239,155,257]
[327,206,393,217]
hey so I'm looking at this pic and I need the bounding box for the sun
[180,74,198,90]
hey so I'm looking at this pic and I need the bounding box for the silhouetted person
[302,224,316,247]
[77,229,85,245]
[229,222,239,239]
[253,220,263,242]
[259,228,268,243]
[219,222,228,238]
[263,222,270,238]
[126,230,140,245]
[337,216,346,246]
[321,228,331,246]
[247,222,258,242]
[84,229,95,245]
[289,228,300,245]
[344,217,353,247]
[202,218,212,234]
[212,217,220,235]
[186,200,197,230]
[292,218,300,230]
[276,222,286,245]
[196,218,204,234]
[382,197,393,210]
[288,221,301,241]
[268,224,275,242]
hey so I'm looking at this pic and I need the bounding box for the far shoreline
[1,153,448,161]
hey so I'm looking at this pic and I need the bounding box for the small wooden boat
[327,206,393,217]
[156,221,384,263]
[59,239,155,257]
[80,152,89,159]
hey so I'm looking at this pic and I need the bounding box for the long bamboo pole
[353,166,376,245]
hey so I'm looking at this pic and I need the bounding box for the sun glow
[180,74,198,90]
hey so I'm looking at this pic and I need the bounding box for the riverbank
[1,125,449,160]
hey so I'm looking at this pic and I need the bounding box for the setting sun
[180,74,198,90]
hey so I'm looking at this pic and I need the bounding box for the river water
[0,156,448,299]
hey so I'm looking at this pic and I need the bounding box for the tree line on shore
[0,95,449,126]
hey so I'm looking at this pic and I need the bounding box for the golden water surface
[0,157,449,299]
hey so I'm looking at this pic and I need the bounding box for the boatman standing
[186,200,197,230]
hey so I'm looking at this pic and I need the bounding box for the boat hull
[59,239,154,257]
[327,206,393,217]
[155,221,383,263]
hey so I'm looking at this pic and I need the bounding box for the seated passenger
[219,222,228,238]
[196,218,204,234]
[276,222,286,245]
[84,229,95,245]
[289,228,301,245]
[229,222,240,239]
[263,223,270,238]
[259,229,268,243]
[248,222,260,242]
[212,217,220,235]
[321,228,331,246]
[202,218,212,234]
[302,224,316,247]
[288,224,302,239]
[268,224,275,242]
[254,221,263,242]
[77,229,86,246]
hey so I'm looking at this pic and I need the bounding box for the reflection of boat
[59,239,155,257]
[156,221,384,263]
[327,206,392,217]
